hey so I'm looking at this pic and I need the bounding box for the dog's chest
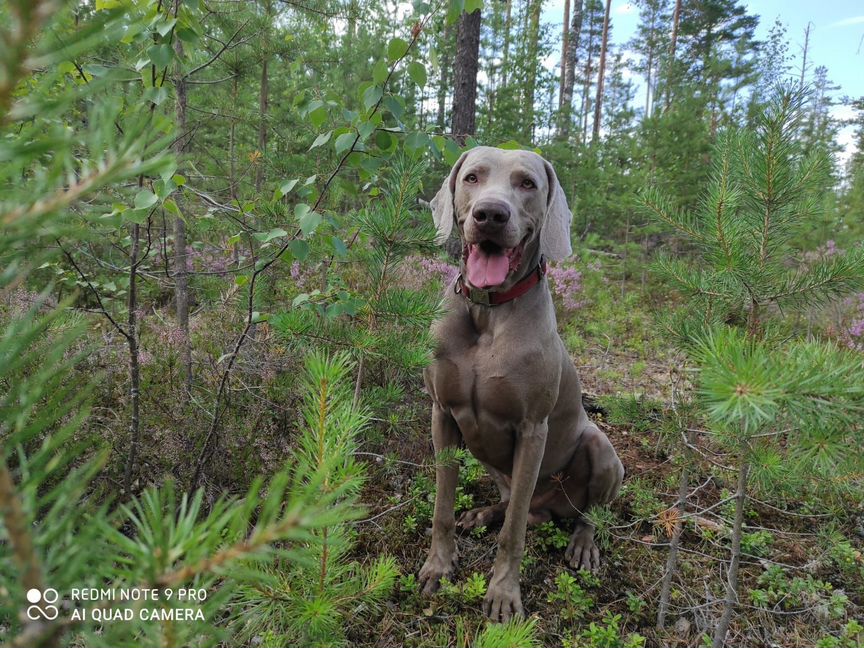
[426,313,557,427]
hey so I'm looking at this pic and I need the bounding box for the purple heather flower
[419,257,459,284]
[547,263,585,311]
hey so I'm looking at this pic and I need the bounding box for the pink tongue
[466,245,510,288]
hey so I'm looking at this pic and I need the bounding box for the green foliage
[1,288,390,647]
[584,506,619,552]
[599,396,663,435]
[739,530,773,557]
[535,521,571,551]
[643,89,864,487]
[3,0,862,645]
[688,327,864,479]
[816,620,864,648]
[272,154,440,400]
[471,617,540,648]
[622,477,665,523]
[573,612,646,648]
[439,572,488,605]
[231,353,397,647]
[751,565,848,620]
[546,571,593,621]
[641,88,864,339]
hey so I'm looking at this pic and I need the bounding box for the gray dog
[418,146,624,622]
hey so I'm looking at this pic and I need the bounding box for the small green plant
[400,573,419,596]
[470,524,488,538]
[462,572,488,603]
[815,620,863,648]
[624,477,665,522]
[576,612,646,648]
[625,591,646,616]
[403,514,418,534]
[536,521,571,551]
[547,571,593,621]
[438,573,487,605]
[584,506,618,551]
[825,535,863,582]
[470,617,540,648]
[408,473,435,526]
[455,486,475,513]
[740,530,773,557]
[750,565,848,620]
[577,567,602,589]
[598,394,663,435]
[458,449,486,487]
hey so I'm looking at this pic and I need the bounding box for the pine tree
[628,0,672,119]
[639,87,864,643]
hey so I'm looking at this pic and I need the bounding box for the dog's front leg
[484,419,548,622]
[419,403,460,595]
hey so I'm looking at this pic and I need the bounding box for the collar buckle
[468,288,491,306]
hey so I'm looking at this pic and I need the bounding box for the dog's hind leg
[560,425,624,571]
[484,461,511,502]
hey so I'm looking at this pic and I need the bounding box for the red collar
[455,257,547,306]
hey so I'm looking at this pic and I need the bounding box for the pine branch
[0,455,44,593]
[768,248,864,306]
[638,187,707,243]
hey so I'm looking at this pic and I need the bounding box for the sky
[542,0,864,164]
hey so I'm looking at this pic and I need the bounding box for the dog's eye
[464,173,478,184]
[521,178,536,189]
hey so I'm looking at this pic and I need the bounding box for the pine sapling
[639,86,864,643]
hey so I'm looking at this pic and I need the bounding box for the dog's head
[430,146,572,290]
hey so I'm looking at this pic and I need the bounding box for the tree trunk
[664,0,682,112]
[255,0,271,191]
[230,75,238,199]
[591,0,612,143]
[124,222,142,496]
[559,0,583,139]
[524,0,544,139]
[255,55,268,191]
[501,0,513,87]
[230,74,240,267]
[452,8,482,143]
[581,6,597,142]
[645,47,654,117]
[798,22,811,92]
[712,456,751,648]
[437,22,452,130]
[657,427,695,629]
[559,0,571,110]
[173,22,192,396]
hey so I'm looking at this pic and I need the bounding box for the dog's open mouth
[465,239,525,288]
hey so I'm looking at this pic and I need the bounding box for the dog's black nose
[472,200,511,227]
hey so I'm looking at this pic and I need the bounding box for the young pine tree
[639,87,864,645]
[230,353,397,648]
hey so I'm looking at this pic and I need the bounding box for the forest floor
[37,257,862,648]
[340,287,864,648]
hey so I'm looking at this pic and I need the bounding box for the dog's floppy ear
[430,151,469,244]
[541,159,573,261]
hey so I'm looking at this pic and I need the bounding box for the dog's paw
[482,579,524,622]
[565,521,601,572]
[457,504,506,531]
[418,551,457,595]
